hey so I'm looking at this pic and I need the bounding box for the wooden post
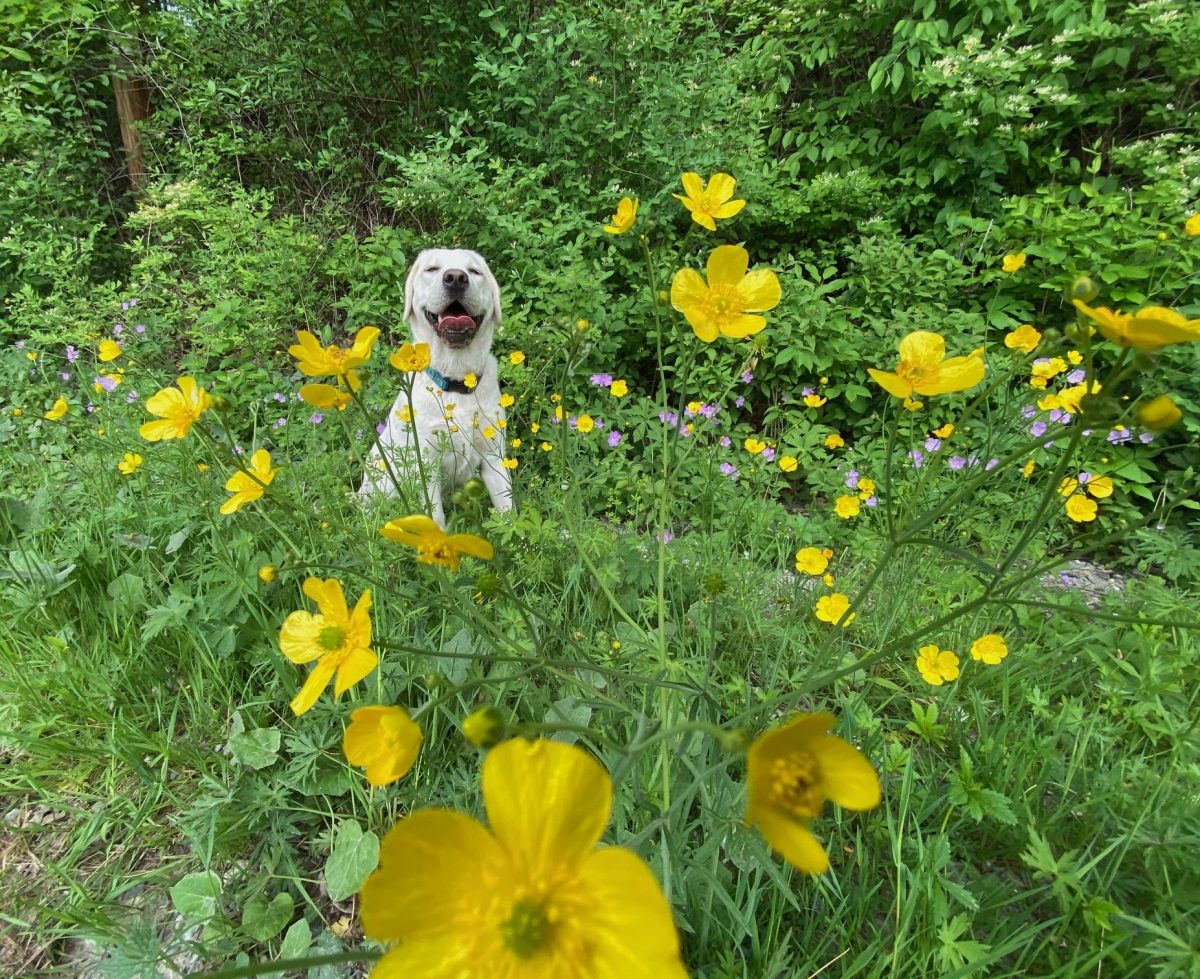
[112,54,151,194]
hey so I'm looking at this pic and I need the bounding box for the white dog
[359,248,513,526]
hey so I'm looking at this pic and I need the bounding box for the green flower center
[896,360,934,387]
[317,625,346,651]
[769,752,824,820]
[501,898,550,959]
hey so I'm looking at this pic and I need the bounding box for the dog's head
[404,248,501,352]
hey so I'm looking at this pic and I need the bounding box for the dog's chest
[410,379,506,479]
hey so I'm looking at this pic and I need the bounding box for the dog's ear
[481,261,502,328]
[403,252,424,326]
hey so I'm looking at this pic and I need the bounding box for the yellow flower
[11,407,22,417]
[794,547,829,576]
[970,634,1008,665]
[574,320,589,333]
[139,377,212,441]
[499,393,515,408]
[395,405,414,423]
[576,414,595,434]
[509,438,521,449]
[279,577,377,715]
[868,332,985,410]
[380,515,494,572]
[1065,494,1098,522]
[461,707,506,749]
[932,423,954,439]
[779,455,798,473]
[1072,300,1200,351]
[464,372,478,389]
[117,452,143,475]
[197,462,208,472]
[551,393,562,403]
[1031,358,1068,380]
[540,441,553,452]
[25,351,37,362]
[824,433,845,450]
[98,339,122,362]
[602,196,639,235]
[1185,213,1200,236]
[502,458,518,469]
[1004,325,1041,352]
[529,422,539,434]
[815,592,855,627]
[744,437,766,455]
[1029,376,1048,390]
[834,495,860,519]
[1054,380,1100,416]
[745,713,880,874]
[290,326,380,389]
[916,645,960,685]
[1022,459,1035,479]
[857,478,875,500]
[483,426,496,439]
[1137,395,1182,431]
[687,401,703,415]
[390,342,431,373]
[610,379,628,397]
[670,245,781,343]
[258,564,278,583]
[300,383,352,410]
[1085,475,1113,499]
[554,406,564,421]
[803,393,826,408]
[1067,350,1083,365]
[509,350,525,365]
[220,449,280,515]
[44,396,68,421]
[343,706,422,787]
[672,172,746,231]
[1002,252,1027,273]
[360,738,687,978]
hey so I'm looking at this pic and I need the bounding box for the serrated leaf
[325,821,379,902]
[242,891,294,942]
[170,871,222,923]
[278,918,312,960]
[230,727,281,770]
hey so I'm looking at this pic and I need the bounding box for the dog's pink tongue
[439,315,475,331]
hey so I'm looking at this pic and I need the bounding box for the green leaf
[170,871,223,923]
[325,821,380,902]
[278,918,312,960]
[230,727,282,770]
[242,891,295,942]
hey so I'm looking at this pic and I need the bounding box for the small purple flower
[121,302,129,311]
[985,458,999,470]
[1077,472,1091,485]
[356,429,364,439]
[66,344,78,363]
[659,529,673,545]
[15,340,25,350]
[1139,432,1154,444]
[568,416,578,430]
[594,418,605,430]
[85,402,95,414]
[1048,409,1065,424]
[607,430,621,447]
[734,395,745,408]
[60,372,71,381]
[1107,428,1132,444]
[700,404,717,418]
[113,323,124,337]
[96,376,118,393]
[968,455,981,468]
[129,298,138,307]
[1021,404,1036,419]
[309,412,323,424]
[233,444,244,455]
[135,324,145,334]
[273,392,287,403]
[274,417,287,428]
[844,469,860,489]
[801,386,814,397]
[1030,421,1048,437]
[1082,429,1093,436]
[762,447,776,462]
[589,373,613,387]
[908,449,924,468]
[125,389,139,404]
[948,455,967,470]
[1066,369,1086,384]
[659,410,678,426]
[864,496,878,507]
[719,436,732,448]
[719,462,739,481]
[742,370,753,384]
[924,437,942,452]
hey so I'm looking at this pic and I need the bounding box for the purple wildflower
[273,392,287,403]
[719,463,739,481]
[948,455,967,470]
[135,324,145,334]
[742,370,753,383]
[1139,432,1154,444]
[15,340,24,350]
[66,345,78,363]
[607,430,621,447]
[844,469,860,489]
[60,372,70,381]
[1048,409,1065,424]
[719,436,732,448]
[274,417,287,428]
[121,302,129,311]
[1030,421,1048,437]
[908,449,924,468]
[589,373,613,387]
[125,389,139,404]
[1066,369,1086,384]
[659,529,673,545]
[700,404,717,418]
[734,395,745,408]
[309,412,323,424]
[924,437,942,452]
[113,323,123,337]
[96,376,117,393]
[985,458,999,470]
[864,496,878,507]
[1107,428,1132,444]
[1021,404,1036,419]
[801,386,814,397]
[762,447,776,462]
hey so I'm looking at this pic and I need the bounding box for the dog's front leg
[480,459,513,514]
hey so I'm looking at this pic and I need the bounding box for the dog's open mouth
[426,302,479,347]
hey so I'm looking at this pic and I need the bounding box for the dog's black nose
[443,268,468,291]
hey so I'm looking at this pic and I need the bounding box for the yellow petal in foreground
[139,377,212,441]
[360,738,687,978]
[1137,395,1182,431]
[869,331,985,403]
[379,515,493,572]
[220,449,280,515]
[300,383,352,410]
[670,245,780,344]
[343,706,422,787]
[746,713,880,874]
[44,396,69,420]
[1073,300,1200,351]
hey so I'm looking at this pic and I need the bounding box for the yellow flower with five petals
[289,326,380,390]
[602,196,639,235]
[672,172,746,231]
[380,515,493,572]
[343,706,422,787]
[220,449,280,515]
[671,245,781,343]
[1072,300,1200,351]
[868,331,985,411]
[139,377,212,441]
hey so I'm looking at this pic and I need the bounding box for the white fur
[359,248,513,526]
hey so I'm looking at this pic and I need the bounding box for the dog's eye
[469,268,482,276]
[425,266,440,273]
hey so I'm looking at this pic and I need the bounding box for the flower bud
[212,394,233,414]
[703,572,728,596]
[575,318,591,333]
[463,477,488,501]
[1067,275,1099,303]
[1137,395,1182,431]
[474,571,503,599]
[720,728,752,754]
[462,707,506,749]
[257,564,277,583]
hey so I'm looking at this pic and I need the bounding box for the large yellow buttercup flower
[390,342,431,373]
[380,515,494,572]
[1072,300,1200,351]
[673,172,745,231]
[360,738,688,979]
[289,326,380,390]
[746,713,880,874]
[279,577,377,715]
[670,245,781,343]
[602,196,639,235]
[44,396,69,421]
[300,383,352,410]
[139,377,212,441]
[868,331,985,410]
[220,449,280,515]
[343,706,422,787]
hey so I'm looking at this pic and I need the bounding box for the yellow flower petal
[735,268,782,312]
[706,244,750,286]
[898,330,946,368]
[750,808,830,873]
[290,658,337,715]
[807,735,881,810]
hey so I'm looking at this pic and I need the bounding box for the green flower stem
[199,951,380,979]
[980,598,1198,631]
[347,383,415,512]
